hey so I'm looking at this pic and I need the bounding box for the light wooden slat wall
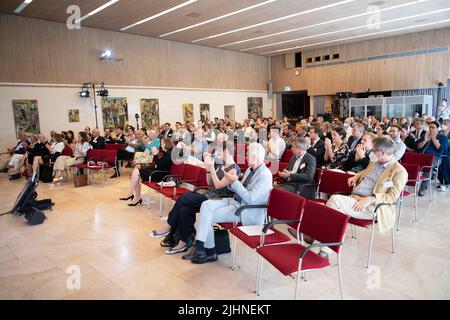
[0,14,269,90]
[271,27,450,96]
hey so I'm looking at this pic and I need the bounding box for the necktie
[234,168,256,203]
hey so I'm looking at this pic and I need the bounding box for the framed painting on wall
[140,99,160,130]
[247,97,263,119]
[183,103,194,123]
[200,104,210,122]
[12,99,40,137]
[101,97,128,129]
[68,109,80,123]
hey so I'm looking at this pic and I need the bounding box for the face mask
[442,125,448,131]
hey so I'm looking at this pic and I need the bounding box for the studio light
[96,82,109,97]
[79,83,90,98]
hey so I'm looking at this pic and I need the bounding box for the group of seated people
[1,113,449,264]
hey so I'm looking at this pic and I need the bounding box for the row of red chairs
[70,149,117,185]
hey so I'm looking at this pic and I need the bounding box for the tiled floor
[0,169,449,300]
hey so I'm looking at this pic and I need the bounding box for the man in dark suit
[307,126,325,167]
[90,129,105,149]
[346,123,365,151]
[275,137,316,198]
[114,126,126,144]
[160,123,173,139]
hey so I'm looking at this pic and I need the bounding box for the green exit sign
[284,86,291,91]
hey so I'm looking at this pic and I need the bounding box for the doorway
[224,105,235,120]
[281,91,310,120]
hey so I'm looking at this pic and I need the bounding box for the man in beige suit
[326,135,407,236]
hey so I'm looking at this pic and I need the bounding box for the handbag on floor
[214,226,231,255]
[73,169,88,188]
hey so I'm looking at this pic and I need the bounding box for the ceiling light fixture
[13,0,33,14]
[261,18,450,55]
[159,0,277,38]
[242,6,450,52]
[76,0,120,24]
[191,0,356,43]
[120,0,198,31]
[218,0,429,48]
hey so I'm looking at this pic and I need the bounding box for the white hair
[247,142,266,164]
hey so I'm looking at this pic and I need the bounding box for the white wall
[0,85,271,151]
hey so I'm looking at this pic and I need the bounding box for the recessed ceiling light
[261,19,450,55]
[242,7,450,52]
[120,0,198,31]
[13,0,33,14]
[77,0,120,23]
[186,12,202,18]
[191,0,356,43]
[218,0,429,48]
[159,0,276,38]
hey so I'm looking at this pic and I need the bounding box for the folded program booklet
[157,181,176,187]
[237,225,274,236]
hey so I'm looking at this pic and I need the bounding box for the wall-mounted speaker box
[284,53,295,69]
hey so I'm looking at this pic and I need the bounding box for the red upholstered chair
[169,166,210,201]
[397,163,421,230]
[256,200,349,299]
[281,148,293,163]
[71,149,116,185]
[401,152,435,202]
[104,143,126,150]
[312,169,354,204]
[229,189,305,270]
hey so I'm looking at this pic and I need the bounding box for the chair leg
[397,198,403,231]
[367,225,375,268]
[414,184,418,222]
[159,193,163,217]
[295,272,301,300]
[337,254,344,300]
[256,257,263,296]
[391,226,395,253]
[231,235,237,270]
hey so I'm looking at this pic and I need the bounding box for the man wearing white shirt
[264,126,286,161]
[389,125,407,161]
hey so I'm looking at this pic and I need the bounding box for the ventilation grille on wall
[304,46,448,69]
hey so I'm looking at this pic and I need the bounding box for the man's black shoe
[418,188,426,197]
[191,250,218,264]
[182,247,197,260]
[9,173,21,180]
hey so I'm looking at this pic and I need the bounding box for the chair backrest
[402,152,434,173]
[281,149,293,163]
[300,200,349,253]
[62,146,73,157]
[104,143,126,150]
[87,149,104,162]
[170,162,185,177]
[267,189,305,229]
[318,169,354,196]
[401,163,421,187]
[182,164,202,185]
[101,149,117,165]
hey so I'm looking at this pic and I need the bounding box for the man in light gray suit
[276,137,316,198]
[185,142,273,264]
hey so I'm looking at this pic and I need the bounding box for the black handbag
[214,226,231,254]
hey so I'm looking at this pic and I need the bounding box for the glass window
[367,105,382,119]
[405,104,423,118]
[351,106,365,118]
[386,104,403,118]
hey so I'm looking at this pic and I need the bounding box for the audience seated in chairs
[104,127,115,144]
[321,136,407,259]
[113,126,126,144]
[150,140,240,255]
[275,137,316,198]
[52,132,91,183]
[183,142,273,264]
[120,138,174,206]
[175,128,208,161]
[324,126,350,170]
[347,123,365,151]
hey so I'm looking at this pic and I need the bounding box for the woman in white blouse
[52,132,91,182]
